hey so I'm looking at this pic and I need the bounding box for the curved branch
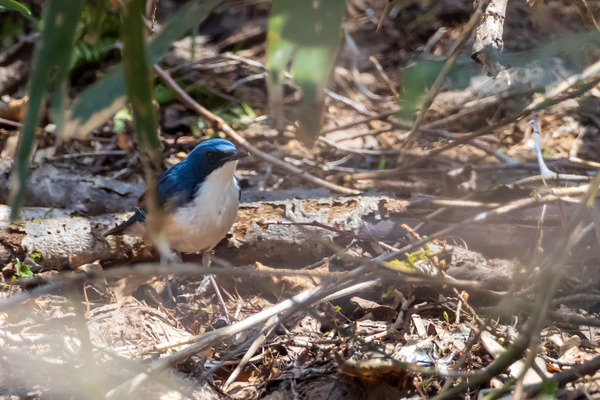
[154,65,360,196]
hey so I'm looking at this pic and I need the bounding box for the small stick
[520,59,600,119]
[324,88,374,116]
[318,136,399,156]
[48,150,128,160]
[321,108,399,135]
[401,3,485,155]
[223,315,279,390]
[344,29,394,102]
[512,119,590,185]
[154,65,360,196]
[373,184,593,264]
[526,354,600,397]
[370,55,399,97]
[104,267,371,398]
[0,117,23,128]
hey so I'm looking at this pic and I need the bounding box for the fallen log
[1,193,597,281]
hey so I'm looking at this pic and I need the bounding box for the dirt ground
[1,0,600,399]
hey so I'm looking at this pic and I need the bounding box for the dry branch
[401,3,484,154]
[154,65,361,196]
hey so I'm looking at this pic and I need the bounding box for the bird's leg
[203,251,231,324]
[161,250,181,303]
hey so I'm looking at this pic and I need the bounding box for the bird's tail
[104,209,145,236]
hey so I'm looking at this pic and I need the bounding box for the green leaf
[538,379,558,396]
[266,0,345,145]
[14,260,33,277]
[0,0,32,18]
[61,0,220,139]
[113,108,132,132]
[154,84,176,104]
[29,250,43,263]
[9,0,84,220]
[241,102,257,119]
[400,60,472,121]
[377,155,386,171]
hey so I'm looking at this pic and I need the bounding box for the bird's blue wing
[105,158,203,236]
[156,162,199,210]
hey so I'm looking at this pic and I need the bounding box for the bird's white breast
[164,161,240,253]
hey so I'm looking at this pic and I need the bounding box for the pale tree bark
[471,0,508,76]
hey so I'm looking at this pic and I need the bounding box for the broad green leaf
[9,0,83,220]
[14,260,33,277]
[61,0,220,139]
[0,0,32,18]
[266,0,346,146]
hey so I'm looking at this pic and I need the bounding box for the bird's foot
[160,251,182,305]
[203,251,231,324]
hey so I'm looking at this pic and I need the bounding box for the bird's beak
[224,150,250,162]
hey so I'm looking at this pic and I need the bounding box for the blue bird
[105,138,248,256]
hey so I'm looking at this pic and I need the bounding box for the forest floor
[1,0,600,399]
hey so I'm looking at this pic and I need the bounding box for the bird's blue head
[180,138,249,182]
[189,138,245,165]
[157,139,248,208]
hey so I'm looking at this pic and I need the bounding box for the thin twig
[332,126,398,143]
[373,184,592,264]
[520,59,600,119]
[344,29,394,102]
[369,55,399,97]
[318,136,399,156]
[401,2,485,155]
[324,88,375,116]
[104,266,370,398]
[223,315,279,390]
[321,108,400,135]
[48,150,128,160]
[154,64,360,195]
[0,117,23,128]
[526,354,600,397]
[431,325,533,400]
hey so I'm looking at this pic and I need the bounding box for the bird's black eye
[206,151,218,163]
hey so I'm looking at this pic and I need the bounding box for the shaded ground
[1,0,600,399]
